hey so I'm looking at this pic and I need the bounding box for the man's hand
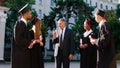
[53,31,57,39]
[69,54,73,61]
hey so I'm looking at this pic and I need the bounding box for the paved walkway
[0,62,120,68]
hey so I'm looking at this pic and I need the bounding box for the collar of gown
[21,17,27,26]
[99,19,106,28]
[84,29,92,37]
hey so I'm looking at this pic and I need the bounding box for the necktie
[60,29,63,49]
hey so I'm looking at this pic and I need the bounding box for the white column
[0,6,9,60]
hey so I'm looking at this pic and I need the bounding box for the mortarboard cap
[96,9,105,17]
[18,4,29,14]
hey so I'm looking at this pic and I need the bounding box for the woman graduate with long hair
[29,16,44,68]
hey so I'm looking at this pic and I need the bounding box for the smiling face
[84,20,91,31]
[58,19,66,29]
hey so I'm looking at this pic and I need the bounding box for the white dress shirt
[54,27,66,57]
[83,29,92,37]
[60,27,66,41]
[21,17,27,26]
[99,19,106,29]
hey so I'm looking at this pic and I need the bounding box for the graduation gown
[80,30,97,68]
[12,21,31,68]
[97,22,116,68]
[29,30,44,68]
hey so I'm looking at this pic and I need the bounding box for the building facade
[83,0,119,10]
[32,0,55,19]
[33,0,120,18]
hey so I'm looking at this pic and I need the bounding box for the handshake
[28,35,43,49]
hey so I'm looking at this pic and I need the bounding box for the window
[111,7,113,10]
[95,2,97,7]
[50,0,54,6]
[38,10,42,18]
[100,4,103,9]
[111,0,112,2]
[39,0,42,5]
[90,0,92,5]
[106,5,108,10]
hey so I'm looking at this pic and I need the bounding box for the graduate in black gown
[29,17,44,68]
[12,4,36,68]
[90,9,116,68]
[79,19,97,68]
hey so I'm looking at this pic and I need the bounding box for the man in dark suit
[90,9,116,68]
[12,4,35,68]
[53,18,74,68]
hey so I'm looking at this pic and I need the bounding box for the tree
[43,0,94,29]
[43,0,95,54]
[5,0,35,44]
[72,13,85,53]
[105,10,120,52]
[116,4,120,18]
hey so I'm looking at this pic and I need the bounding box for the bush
[115,51,120,60]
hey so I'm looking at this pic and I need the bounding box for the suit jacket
[97,22,116,68]
[53,28,74,57]
[12,21,31,68]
